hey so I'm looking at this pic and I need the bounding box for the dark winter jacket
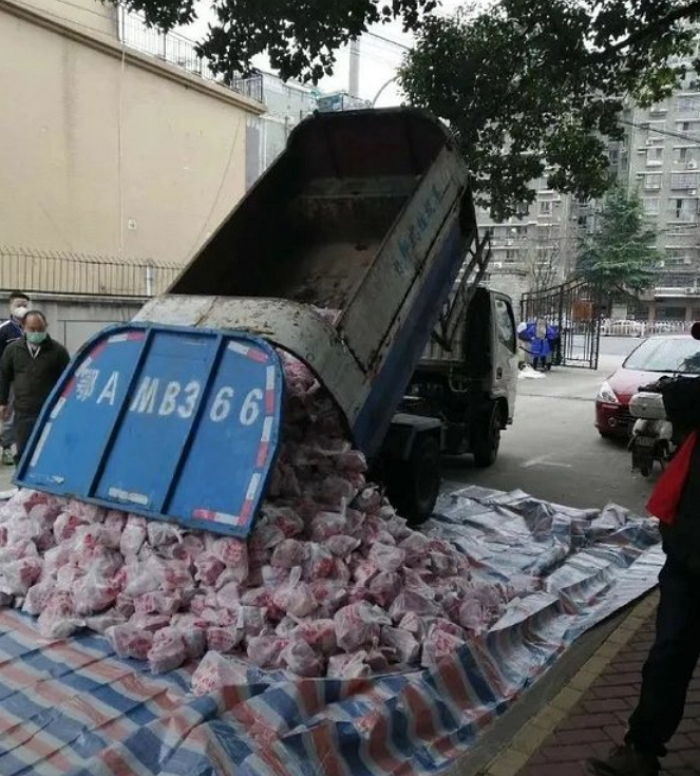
[0,336,70,416]
[0,318,24,359]
[660,376,700,571]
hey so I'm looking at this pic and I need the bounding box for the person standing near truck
[587,338,700,776]
[0,311,69,463]
[0,292,30,464]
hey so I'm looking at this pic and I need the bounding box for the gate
[520,278,602,370]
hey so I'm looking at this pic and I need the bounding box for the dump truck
[0,107,521,776]
[17,108,518,529]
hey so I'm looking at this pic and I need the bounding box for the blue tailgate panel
[15,324,283,538]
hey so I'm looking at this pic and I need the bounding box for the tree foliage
[113,0,700,218]
[399,4,697,219]
[109,0,436,82]
[577,186,660,294]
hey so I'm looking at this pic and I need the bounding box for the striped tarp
[0,487,664,776]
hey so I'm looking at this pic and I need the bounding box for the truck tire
[473,406,501,468]
[385,435,441,526]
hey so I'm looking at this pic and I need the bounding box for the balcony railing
[117,7,263,104]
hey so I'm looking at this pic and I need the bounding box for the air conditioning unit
[684,258,693,264]
[492,262,504,269]
[688,160,698,169]
[646,138,656,146]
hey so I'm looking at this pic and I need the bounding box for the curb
[477,592,659,776]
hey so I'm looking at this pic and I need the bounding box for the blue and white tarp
[0,487,663,776]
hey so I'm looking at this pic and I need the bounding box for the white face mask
[12,305,28,320]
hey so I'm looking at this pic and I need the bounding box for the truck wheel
[473,406,501,468]
[385,435,441,526]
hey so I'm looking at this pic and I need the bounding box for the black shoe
[586,745,659,776]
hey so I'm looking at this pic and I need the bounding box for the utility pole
[349,38,361,97]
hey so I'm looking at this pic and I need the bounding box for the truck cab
[382,287,518,521]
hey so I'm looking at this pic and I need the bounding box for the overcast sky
[177,0,464,107]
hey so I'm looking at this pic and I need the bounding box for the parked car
[596,335,700,438]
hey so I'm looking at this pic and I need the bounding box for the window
[644,174,661,190]
[647,147,664,165]
[664,247,690,265]
[676,147,699,164]
[669,198,699,219]
[539,200,552,214]
[671,172,699,190]
[643,198,660,214]
[677,95,700,114]
[538,224,559,240]
[495,299,517,353]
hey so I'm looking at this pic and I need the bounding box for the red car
[596,335,700,438]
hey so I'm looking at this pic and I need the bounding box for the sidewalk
[478,593,700,776]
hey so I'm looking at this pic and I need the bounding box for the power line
[364,31,411,51]
[621,118,700,144]
[361,37,406,58]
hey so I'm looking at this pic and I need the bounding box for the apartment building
[479,180,583,307]
[621,66,700,321]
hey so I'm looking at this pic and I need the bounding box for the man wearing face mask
[0,311,69,464]
[0,292,30,465]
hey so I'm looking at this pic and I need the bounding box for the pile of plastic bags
[0,353,515,680]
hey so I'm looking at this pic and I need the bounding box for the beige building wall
[17,0,118,39]
[0,0,263,267]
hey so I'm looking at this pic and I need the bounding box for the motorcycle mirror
[692,322,700,341]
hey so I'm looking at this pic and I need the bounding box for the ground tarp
[0,486,662,776]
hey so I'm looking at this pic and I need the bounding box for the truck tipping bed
[138,108,484,457]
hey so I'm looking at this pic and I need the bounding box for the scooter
[628,383,675,477]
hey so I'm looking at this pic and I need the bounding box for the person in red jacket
[587,325,700,776]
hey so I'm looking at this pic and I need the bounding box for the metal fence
[601,318,694,338]
[0,247,180,298]
[118,7,264,103]
[520,277,602,369]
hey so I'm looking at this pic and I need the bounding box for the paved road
[444,345,653,515]
[599,335,643,358]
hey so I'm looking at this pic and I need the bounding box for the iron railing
[0,247,180,298]
[601,319,695,337]
[118,7,263,103]
[521,277,602,369]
